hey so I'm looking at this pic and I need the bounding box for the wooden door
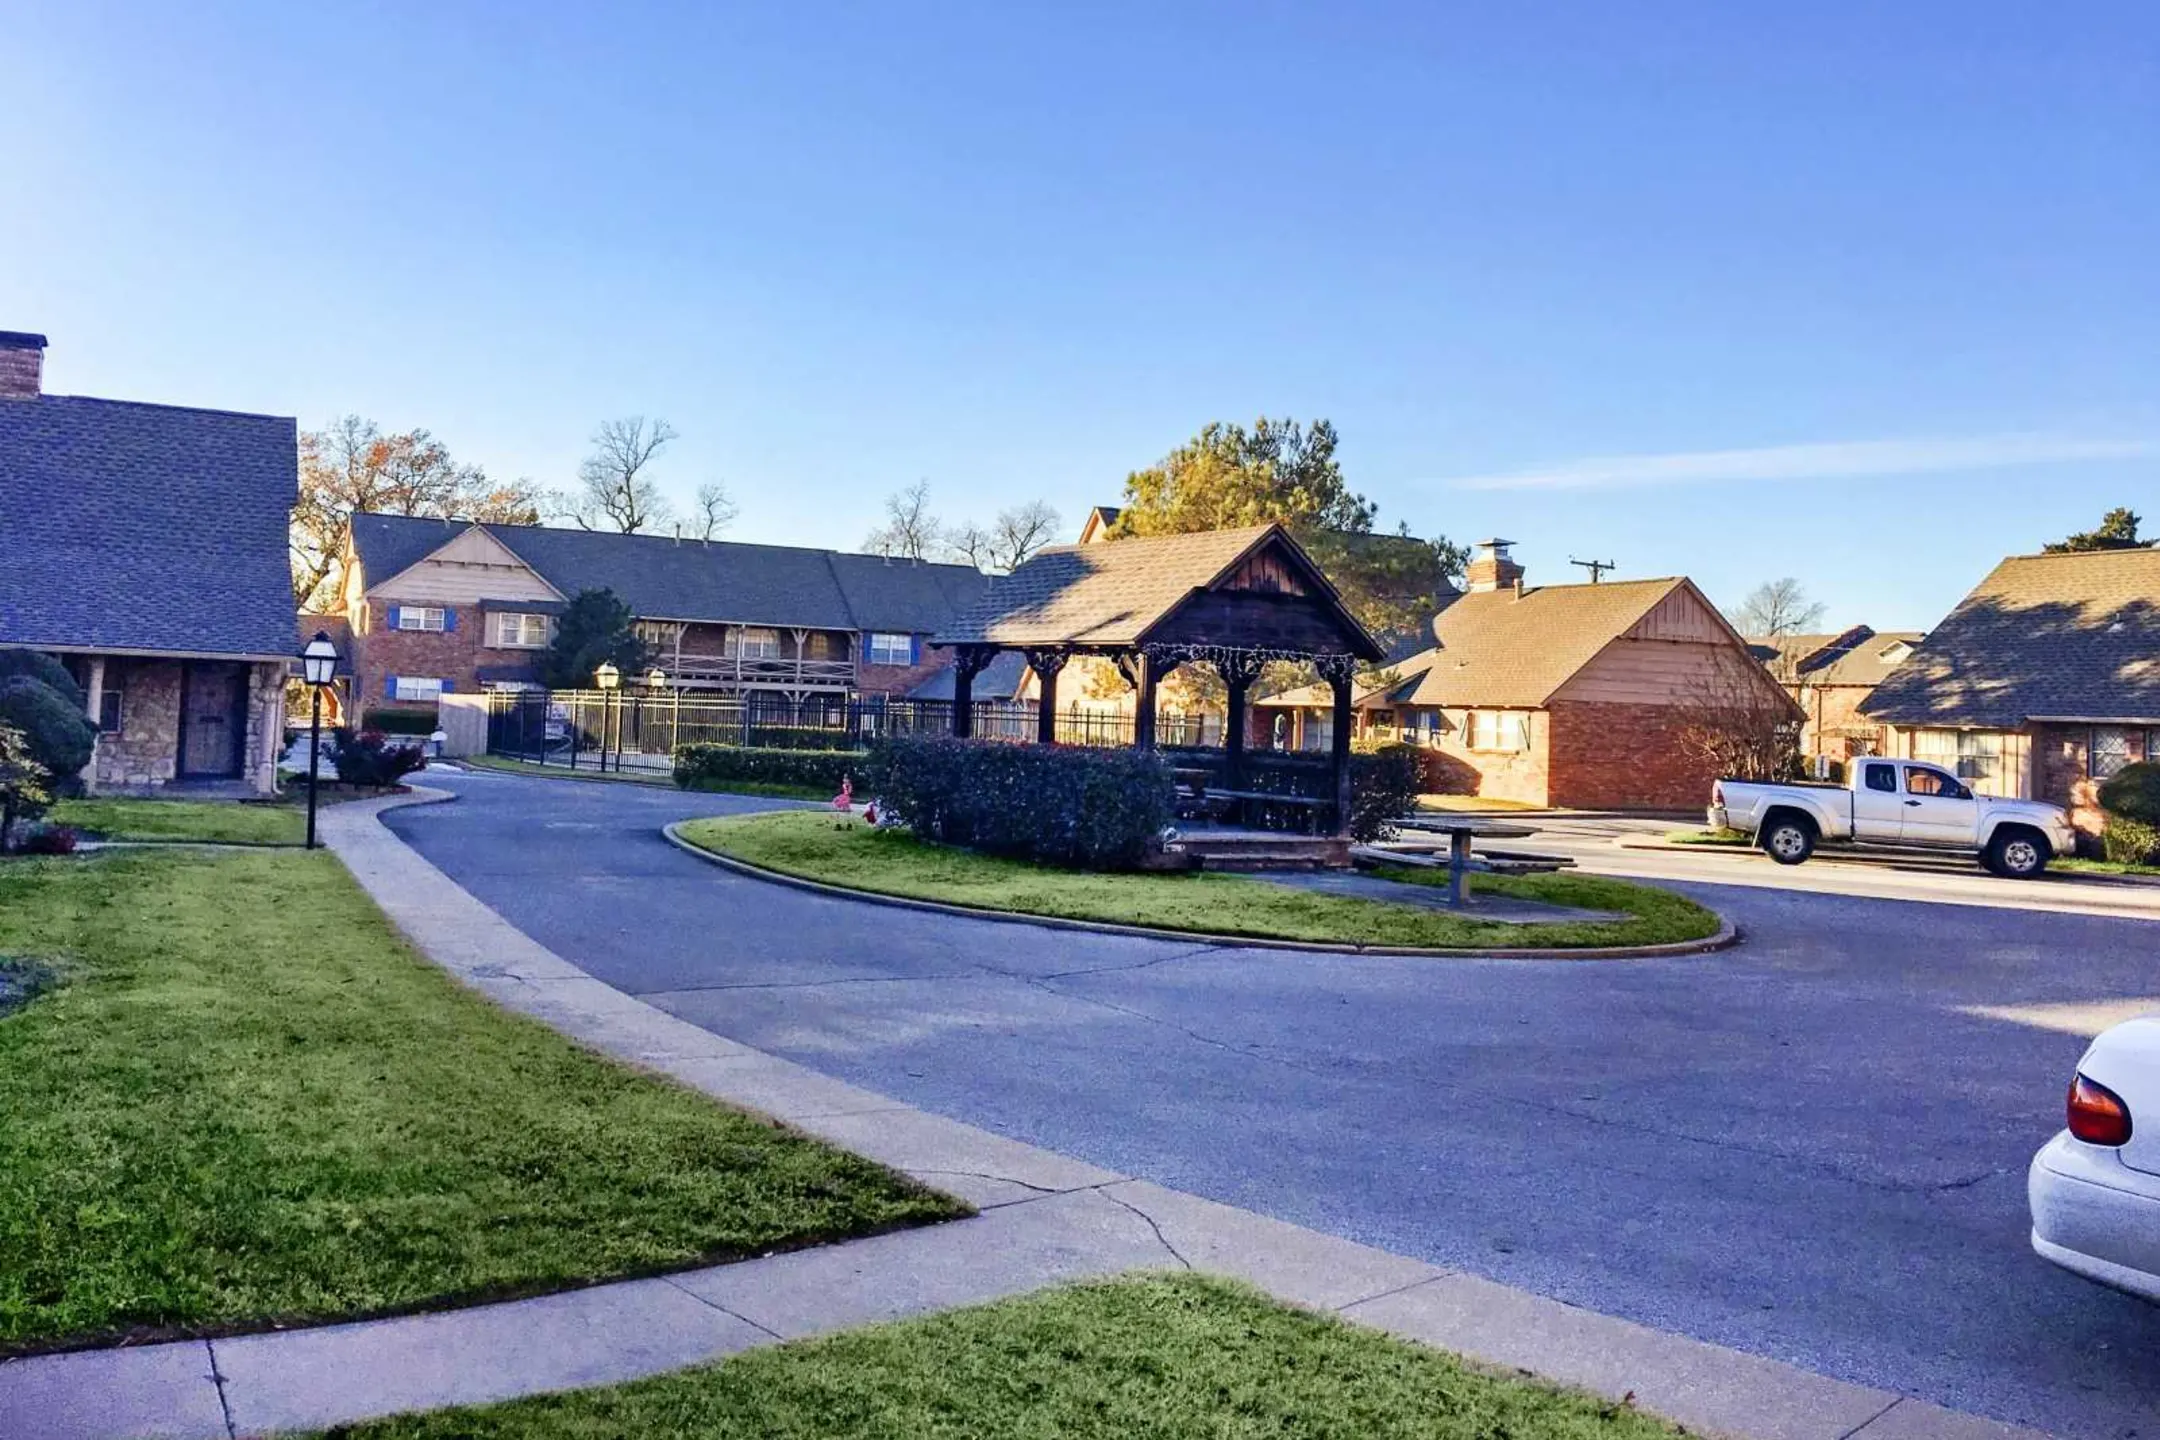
[180,663,246,778]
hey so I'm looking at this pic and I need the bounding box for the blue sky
[4,2,2153,630]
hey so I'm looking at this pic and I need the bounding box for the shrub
[2098,761,2160,827]
[2101,817,2160,867]
[1348,742,1422,842]
[333,730,428,787]
[863,736,1174,870]
[0,719,52,850]
[0,649,85,710]
[16,823,79,856]
[674,744,859,795]
[0,676,96,782]
[744,724,865,752]
[360,707,440,736]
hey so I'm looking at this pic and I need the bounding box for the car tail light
[2067,1074,2133,1147]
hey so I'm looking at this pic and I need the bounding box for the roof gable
[0,395,298,659]
[1862,549,2160,727]
[1385,577,1694,709]
[934,524,1382,659]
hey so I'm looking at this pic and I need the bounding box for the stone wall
[244,660,284,794]
[92,659,184,788]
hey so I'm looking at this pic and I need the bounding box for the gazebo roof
[934,523,1384,660]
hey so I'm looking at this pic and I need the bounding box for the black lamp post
[593,661,620,774]
[300,631,339,848]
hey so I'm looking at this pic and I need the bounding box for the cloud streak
[1436,433,2159,493]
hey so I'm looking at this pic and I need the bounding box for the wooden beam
[1133,651,1158,750]
[1329,671,1354,837]
[1224,674,1248,788]
[1026,649,1068,746]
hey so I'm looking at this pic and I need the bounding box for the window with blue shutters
[868,632,913,666]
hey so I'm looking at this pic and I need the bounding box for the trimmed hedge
[360,707,440,736]
[1348,742,1422,843]
[863,736,1174,870]
[0,676,96,783]
[2098,761,2160,864]
[0,649,85,710]
[742,724,865,753]
[674,744,858,794]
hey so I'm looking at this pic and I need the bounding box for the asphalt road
[391,770,2160,1438]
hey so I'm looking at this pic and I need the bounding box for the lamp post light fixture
[299,630,339,849]
[593,661,621,773]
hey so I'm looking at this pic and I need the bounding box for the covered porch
[931,523,1385,840]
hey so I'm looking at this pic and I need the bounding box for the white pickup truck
[1709,758,2078,878]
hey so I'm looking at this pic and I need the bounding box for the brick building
[1862,547,2160,842]
[1257,541,1798,810]
[340,513,987,720]
[1750,626,1923,763]
[0,330,296,794]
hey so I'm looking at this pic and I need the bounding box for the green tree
[0,719,52,850]
[0,676,95,788]
[539,589,651,690]
[2044,507,2151,553]
[1110,419,1467,654]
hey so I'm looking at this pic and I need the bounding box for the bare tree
[554,417,679,533]
[1729,578,1826,639]
[943,521,994,570]
[987,500,1060,571]
[1672,648,1802,782]
[693,482,738,541]
[290,415,537,607]
[863,479,940,559]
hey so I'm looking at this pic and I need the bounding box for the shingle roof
[1862,549,2160,727]
[349,513,987,634]
[0,395,297,659]
[907,649,1029,701]
[1802,631,1923,689]
[1375,578,1696,709]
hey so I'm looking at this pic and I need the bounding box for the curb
[1619,836,2160,889]
[661,822,1740,962]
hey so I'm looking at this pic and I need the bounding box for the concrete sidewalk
[0,790,2039,1440]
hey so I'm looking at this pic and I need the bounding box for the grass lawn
[2054,856,2160,879]
[326,1273,1679,1440]
[0,849,960,1353]
[678,811,1720,951]
[1663,827,1752,848]
[49,796,306,845]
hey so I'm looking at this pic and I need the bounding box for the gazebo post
[1218,652,1263,792]
[1026,649,1067,745]
[1132,650,1158,750]
[949,646,995,738]
[1328,667,1354,836]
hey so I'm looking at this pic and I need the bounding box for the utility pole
[1569,557,1617,584]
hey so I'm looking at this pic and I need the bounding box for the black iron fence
[483,689,1225,768]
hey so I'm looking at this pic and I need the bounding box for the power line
[1569,557,1617,584]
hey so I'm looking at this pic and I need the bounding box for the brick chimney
[1463,538,1525,594]
[0,331,46,398]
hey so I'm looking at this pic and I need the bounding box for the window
[733,627,781,660]
[97,686,123,735]
[1863,762,1897,793]
[394,606,447,632]
[389,676,443,702]
[2092,727,2137,780]
[867,632,914,666]
[1905,767,1970,800]
[488,612,551,648]
[1469,711,1529,752]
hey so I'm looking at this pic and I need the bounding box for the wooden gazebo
[930,523,1386,834]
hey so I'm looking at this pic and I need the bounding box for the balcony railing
[668,651,855,690]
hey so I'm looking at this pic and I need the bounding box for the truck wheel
[1985,828,2049,880]
[1762,815,1815,865]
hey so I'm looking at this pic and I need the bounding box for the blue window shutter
[443,609,457,632]
[387,676,401,700]
[909,635,921,665]
[440,679,455,694]
[387,605,401,630]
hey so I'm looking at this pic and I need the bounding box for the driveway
[390,769,2160,1438]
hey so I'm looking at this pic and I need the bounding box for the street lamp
[645,667,667,691]
[593,661,621,773]
[300,630,339,849]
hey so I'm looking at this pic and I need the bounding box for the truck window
[1863,763,1897,793]
[1905,767,1970,800]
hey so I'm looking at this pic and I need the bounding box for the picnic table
[1366,816,1555,908]
[1174,773,1333,834]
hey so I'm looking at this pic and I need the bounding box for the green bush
[0,719,52,849]
[2101,816,2160,867]
[0,676,96,783]
[1348,742,1422,842]
[674,744,859,794]
[2098,760,2160,827]
[744,724,864,752]
[332,731,428,787]
[0,649,85,710]
[863,736,1174,870]
[360,707,440,735]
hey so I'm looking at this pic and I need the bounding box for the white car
[2030,1016,2160,1302]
